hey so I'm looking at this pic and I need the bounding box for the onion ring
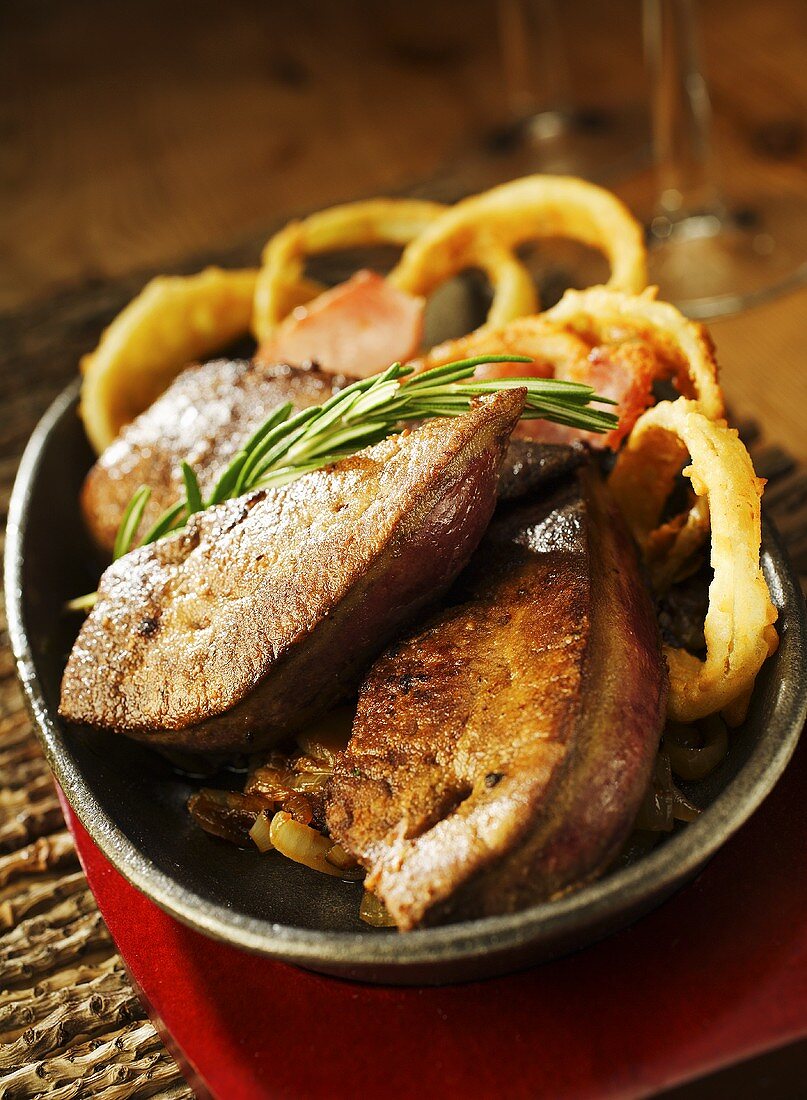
[609,398,778,724]
[414,313,585,374]
[414,291,719,449]
[544,286,724,420]
[391,229,539,327]
[252,199,447,343]
[80,267,258,454]
[389,175,647,323]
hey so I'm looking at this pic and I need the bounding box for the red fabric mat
[60,731,807,1100]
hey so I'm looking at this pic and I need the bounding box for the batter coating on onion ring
[80,267,258,454]
[415,288,722,450]
[609,398,778,725]
[544,286,723,422]
[389,175,648,320]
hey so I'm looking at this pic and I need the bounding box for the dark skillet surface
[6,382,807,983]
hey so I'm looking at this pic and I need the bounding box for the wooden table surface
[1,1,806,1096]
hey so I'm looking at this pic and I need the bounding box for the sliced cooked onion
[187,789,269,845]
[325,843,364,880]
[359,891,397,927]
[672,786,700,823]
[244,761,293,803]
[664,716,729,780]
[634,753,675,832]
[269,812,344,876]
[288,770,330,794]
[295,705,355,767]
[281,792,313,826]
[249,810,275,852]
[634,751,701,831]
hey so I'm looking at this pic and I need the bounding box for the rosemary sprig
[108,354,617,562]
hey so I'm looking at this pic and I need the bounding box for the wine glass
[641,0,807,318]
[418,0,650,204]
[492,0,650,184]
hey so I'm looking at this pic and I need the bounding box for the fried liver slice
[495,438,586,503]
[81,359,344,554]
[81,356,578,555]
[60,390,525,755]
[327,466,667,929]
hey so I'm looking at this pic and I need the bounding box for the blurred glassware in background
[422,0,651,309]
[422,0,649,204]
[494,0,650,183]
[423,0,807,320]
[642,0,807,318]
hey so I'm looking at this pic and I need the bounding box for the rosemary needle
[84,355,617,592]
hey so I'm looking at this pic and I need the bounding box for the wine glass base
[416,103,650,204]
[647,193,807,319]
[487,103,651,186]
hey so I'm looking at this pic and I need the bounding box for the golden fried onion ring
[389,175,647,324]
[252,199,446,343]
[414,312,586,374]
[545,286,724,421]
[609,398,778,724]
[80,267,257,454]
[252,196,537,342]
[414,287,723,451]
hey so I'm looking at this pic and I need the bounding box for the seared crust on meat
[327,467,667,929]
[495,439,586,503]
[60,389,526,754]
[81,360,345,554]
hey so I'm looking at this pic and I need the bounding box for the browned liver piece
[327,466,667,929]
[61,390,525,755]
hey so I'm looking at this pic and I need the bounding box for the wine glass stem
[499,0,570,123]
[644,0,722,224]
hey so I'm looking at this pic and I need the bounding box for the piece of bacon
[548,338,659,448]
[257,270,424,378]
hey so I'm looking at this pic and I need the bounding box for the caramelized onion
[634,753,675,832]
[672,786,700,823]
[664,715,729,780]
[295,706,355,767]
[288,768,331,793]
[281,792,314,826]
[359,891,397,928]
[249,810,275,852]
[244,760,294,803]
[325,843,364,880]
[635,751,702,831]
[269,812,344,876]
[187,789,270,845]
